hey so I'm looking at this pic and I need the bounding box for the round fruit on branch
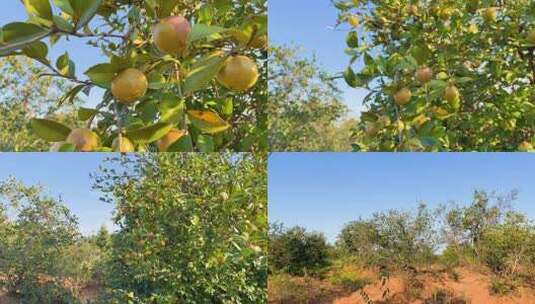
[112,136,135,152]
[217,55,259,92]
[415,67,433,85]
[393,88,412,106]
[152,16,191,55]
[111,68,148,104]
[66,128,100,152]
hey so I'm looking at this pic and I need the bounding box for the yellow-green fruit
[468,23,479,34]
[112,137,135,152]
[518,141,533,152]
[527,29,535,44]
[157,129,186,152]
[444,85,460,103]
[348,15,360,27]
[395,119,405,132]
[217,55,259,92]
[415,67,433,84]
[66,128,99,152]
[152,16,191,55]
[483,7,497,22]
[111,68,148,104]
[393,88,412,106]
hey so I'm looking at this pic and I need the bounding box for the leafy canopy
[335,0,535,151]
[0,0,267,152]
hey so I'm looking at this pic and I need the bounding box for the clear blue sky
[269,0,368,116]
[269,153,535,243]
[1,2,110,107]
[0,153,115,236]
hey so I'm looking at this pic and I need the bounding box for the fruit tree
[335,0,535,151]
[0,0,267,152]
[93,153,267,303]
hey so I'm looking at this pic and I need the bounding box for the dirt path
[334,268,535,304]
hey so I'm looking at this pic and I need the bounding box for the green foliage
[335,0,535,151]
[478,213,535,276]
[268,45,356,151]
[1,1,267,152]
[269,224,331,276]
[92,153,267,303]
[0,57,80,151]
[338,204,439,268]
[489,276,520,295]
[326,263,370,292]
[0,177,81,303]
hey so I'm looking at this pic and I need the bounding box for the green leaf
[0,22,50,55]
[167,134,194,152]
[187,110,230,134]
[78,107,98,121]
[196,135,215,152]
[70,0,103,30]
[182,52,226,95]
[126,123,174,144]
[53,0,74,15]
[31,118,71,141]
[84,63,116,88]
[346,31,358,48]
[58,143,76,152]
[23,0,53,22]
[188,24,227,44]
[56,52,75,77]
[53,15,74,32]
[159,96,185,123]
[22,41,48,61]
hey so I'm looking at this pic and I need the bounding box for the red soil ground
[334,267,535,304]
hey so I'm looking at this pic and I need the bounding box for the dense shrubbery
[93,153,267,303]
[268,45,356,151]
[0,153,267,304]
[335,0,535,151]
[338,203,439,268]
[0,57,82,151]
[268,224,330,276]
[269,190,535,301]
[0,178,105,303]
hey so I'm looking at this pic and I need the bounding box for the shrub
[438,246,460,269]
[489,277,519,296]
[424,289,467,304]
[0,178,81,303]
[338,204,439,269]
[269,225,330,276]
[326,264,370,292]
[93,153,267,303]
[336,0,535,152]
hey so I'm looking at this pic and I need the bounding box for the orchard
[0,0,267,152]
[336,0,535,151]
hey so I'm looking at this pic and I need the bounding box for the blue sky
[269,153,535,243]
[269,0,368,116]
[0,153,116,235]
[0,2,110,107]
